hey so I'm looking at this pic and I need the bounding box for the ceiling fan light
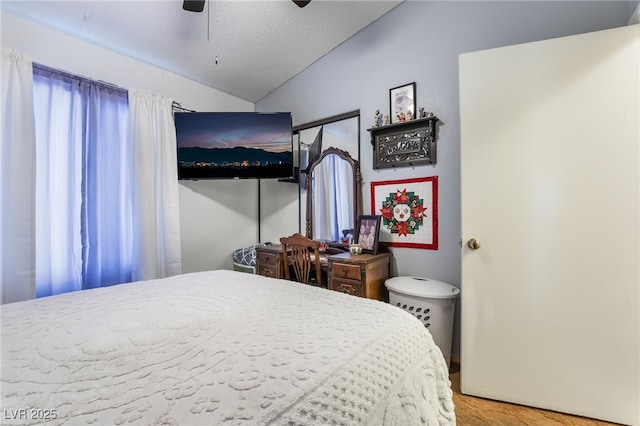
[292,1,311,8]
[183,0,205,12]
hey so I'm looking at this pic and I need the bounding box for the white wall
[256,1,632,357]
[630,1,640,24]
[260,179,300,244]
[1,11,299,273]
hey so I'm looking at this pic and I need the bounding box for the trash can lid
[385,276,460,299]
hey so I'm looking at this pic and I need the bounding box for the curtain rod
[33,63,193,111]
[172,102,196,113]
[32,63,128,96]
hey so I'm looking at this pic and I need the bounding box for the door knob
[467,238,481,250]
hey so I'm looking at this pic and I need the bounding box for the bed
[1,270,455,425]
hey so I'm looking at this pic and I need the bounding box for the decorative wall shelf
[367,115,438,169]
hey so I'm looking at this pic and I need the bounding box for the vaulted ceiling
[1,0,403,103]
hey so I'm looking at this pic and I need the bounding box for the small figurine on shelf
[406,110,413,120]
[383,114,390,126]
[397,112,406,122]
[373,110,380,127]
[428,111,435,118]
[419,107,426,118]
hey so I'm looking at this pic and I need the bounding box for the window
[32,65,134,297]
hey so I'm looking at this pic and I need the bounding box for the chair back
[279,233,323,285]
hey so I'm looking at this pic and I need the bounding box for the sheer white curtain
[332,156,353,235]
[128,89,182,281]
[2,58,181,300]
[313,158,335,240]
[313,154,353,242]
[0,48,36,304]
[32,66,132,296]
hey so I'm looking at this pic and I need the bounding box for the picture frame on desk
[355,215,381,254]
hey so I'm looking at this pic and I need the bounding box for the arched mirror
[294,111,361,244]
[305,147,361,242]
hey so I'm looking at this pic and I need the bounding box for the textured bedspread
[1,270,455,425]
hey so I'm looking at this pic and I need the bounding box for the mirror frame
[305,147,362,240]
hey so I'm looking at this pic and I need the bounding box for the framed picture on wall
[371,176,438,250]
[389,82,416,123]
[355,215,381,254]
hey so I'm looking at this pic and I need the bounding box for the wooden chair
[279,233,323,286]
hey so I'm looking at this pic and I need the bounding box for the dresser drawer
[330,278,364,297]
[326,252,390,301]
[257,250,279,267]
[256,247,283,279]
[331,262,361,280]
[258,264,277,278]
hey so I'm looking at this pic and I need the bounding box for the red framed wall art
[370,176,438,250]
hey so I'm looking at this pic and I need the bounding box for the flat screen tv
[175,112,294,180]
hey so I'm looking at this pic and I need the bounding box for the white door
[460,25,639,425]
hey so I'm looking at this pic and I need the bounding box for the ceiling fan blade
[183,0,205,12]
[292,0,311,8]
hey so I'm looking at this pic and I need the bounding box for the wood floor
[449,362,618,425]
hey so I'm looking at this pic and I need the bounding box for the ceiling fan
[183,1,311,13]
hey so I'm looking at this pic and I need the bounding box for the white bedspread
[1,270,455,425]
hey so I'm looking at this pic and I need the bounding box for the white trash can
[385,276,460,367]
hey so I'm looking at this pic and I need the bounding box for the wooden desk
[256,245,390,301]
[256,244,330,286]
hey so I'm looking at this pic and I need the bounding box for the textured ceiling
[1,0,403,103]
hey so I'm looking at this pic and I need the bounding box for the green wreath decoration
[379,188,428,237]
